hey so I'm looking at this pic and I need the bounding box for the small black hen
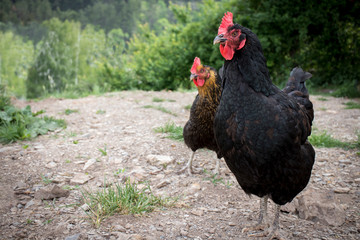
[182,57,222,175]
[213,12,315,239]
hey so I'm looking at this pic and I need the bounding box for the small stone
[34,185,70,200]
[180,229,188,236]
[334,187,350,194]
[70,173,93,185]
[46,161,57,168]
[83,158,97,170]
[191,209,204,216]
[24,200,35,209]
[65,233,81,240]
[113,225,126,232]
[229,222,237,226]
[80,203,90,211]
[156,180,170,189]
[146,154,174,166]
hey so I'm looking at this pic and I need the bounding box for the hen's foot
[241,222,269,234]
[248,226,286,240]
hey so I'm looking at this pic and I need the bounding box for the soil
[0,90,359,240]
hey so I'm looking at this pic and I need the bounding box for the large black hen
[182,57,222,175]
[213,12,315,239]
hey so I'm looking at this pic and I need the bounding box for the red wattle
[220,44,235,60]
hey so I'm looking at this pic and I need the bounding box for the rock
[146,154,174,166]
[191,209,204,216]
[70,173,93,185]
[295,188,346,227]
[156,180,170,189]
[113,225,127,232]
[83,158,97,170]
[34,185,70,200]
[46,161,57,168]
[65,233,81,240]
[24,200,35,209]
[334,187,351,194]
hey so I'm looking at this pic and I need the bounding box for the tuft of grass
[96,110,106,115]
[309,131,360,150]
[343,101,360,109]
[99,144,107,156]
[184,104,192,110]
[80,181,176,227]
[64,109,79,115]
[154,121,183,141]
[143,105,177,117]
[0,105,66,144]
[152,97,164,102]
[41,175,52,185]
[317,97,328,101]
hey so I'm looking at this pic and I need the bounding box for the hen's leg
[249,204,287,240]
[213,157,220,175]
[179,151,196,175]
[242,195,269,233]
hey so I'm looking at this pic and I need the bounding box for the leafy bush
[0,104,66,144]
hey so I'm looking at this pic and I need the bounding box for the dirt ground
[0,90,359,240]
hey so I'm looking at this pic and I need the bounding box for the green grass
[0,105,66,144]
[143,105,177,117]
[184,104,192,110]
[309,131,360,150]
[64,109,79,115]
[99,144,107,156]
[343,101,360,109]
[317,97,328,101]
[152,97,164,102]
[154,121,183,141]
[96,110,106,114]
[80,181,176,227]
[152,97,176,103]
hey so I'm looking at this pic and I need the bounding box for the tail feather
[283,67,314,124]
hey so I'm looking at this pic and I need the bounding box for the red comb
[190,57,201,74]
[218,12,233,35]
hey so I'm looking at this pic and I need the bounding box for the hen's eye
[232,31,237,37]
[200,69,204,73]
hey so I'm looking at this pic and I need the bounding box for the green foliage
[154,121,183,141]
[230,0,360,96]
[308,131,359,150]
[1,0,359,97]
[81,180,175,227]
[343,101,360,109]
[64,109,79,115]
[0,31,34,97]
[0,103,66,144]
[143,105,177,116]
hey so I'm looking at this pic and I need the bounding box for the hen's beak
[213,34,227,45]
[190,74,198,81]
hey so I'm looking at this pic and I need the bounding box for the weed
[152,97,164,102]
[73,140,79,144]
[143,105,177,117]
[343,101,360,109]
[65,159,71,163]
[22,144,29,149]
[319,107,327,111]
[184,104,192,110]
[96,110,106,114]
[203,169,224,186]
[26,219,33,225]
[317,97,328,101]
[64,109,79,115]
[41,175,52,185]
[114,168,125,176]
[80,181,176,227]
[0,105,66,144]
[153,121,183,141]
[309,131,360,150]
[99,144,107,156]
